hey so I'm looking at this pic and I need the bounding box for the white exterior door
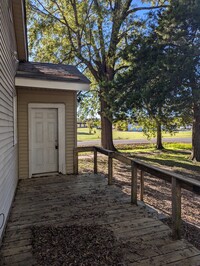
[31,108,58,174]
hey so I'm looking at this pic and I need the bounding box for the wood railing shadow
[74,146,200,240]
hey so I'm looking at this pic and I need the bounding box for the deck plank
[0,174,199,265]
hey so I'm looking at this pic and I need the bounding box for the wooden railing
[74,146,200,240]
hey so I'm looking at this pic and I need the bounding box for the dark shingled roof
[16,62,90,84]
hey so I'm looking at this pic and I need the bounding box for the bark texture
[156,121,164,150]
[101,99,116,151]
[191,104,200,161]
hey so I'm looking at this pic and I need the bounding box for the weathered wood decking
[1,174,200,265]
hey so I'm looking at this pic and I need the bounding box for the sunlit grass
[77,128,192,142]
[118,143,192,152]
[117,142,200,176]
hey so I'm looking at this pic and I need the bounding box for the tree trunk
[191,103,200,161]
[100,98,116,151]
[156,121,164,150]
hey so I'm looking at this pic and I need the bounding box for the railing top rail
[95,146,113,156]
[133,158,200,188]
[75,146,95,152]
[75,146,200,194]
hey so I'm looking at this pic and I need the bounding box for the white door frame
[28,103,66,178]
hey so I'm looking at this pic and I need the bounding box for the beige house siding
[17,88,77,179]
[0,0,18,239]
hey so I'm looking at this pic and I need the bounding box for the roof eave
[12,0,28,62]
[15,77,90,91]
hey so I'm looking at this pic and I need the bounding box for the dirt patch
[31,225,125,266]
[79,156,200,225]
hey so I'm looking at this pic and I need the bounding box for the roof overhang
[15,77,90,91]
[12,0,28,61]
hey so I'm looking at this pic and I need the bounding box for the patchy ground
[78,144,200,249]
[32,225,124,266]
[1,172,200,265]
[163,218,200,251]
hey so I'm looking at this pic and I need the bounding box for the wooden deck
[0,174,200,265]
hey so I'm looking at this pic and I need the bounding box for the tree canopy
[111,0,200,153]
[27,0,168,150]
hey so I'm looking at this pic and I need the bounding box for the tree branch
[80,0,94,39]
[93,0,106,64]
[127,5,168,15]
[34,0,67,27]
[114,64,130,73]
[52,1,71,30]
[108,0,132,66]
[86,21,102,63]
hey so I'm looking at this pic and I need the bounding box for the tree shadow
[162,149,191,155]
[77,132,93,135]
[129,155,200,174]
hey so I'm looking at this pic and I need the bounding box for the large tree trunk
[100,98,116,151]
[156,121,164,150]
[191,103,200,161]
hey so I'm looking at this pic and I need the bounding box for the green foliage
[137,115,157,140]
[111,0,199,143]
[86,120,94,134]
[27,0,171,148]
[77,89,100,122]
[27,0,168,115]
[114,120,128,131]
[27,0,146,75]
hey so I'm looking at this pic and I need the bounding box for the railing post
[172,177,181,240]
[74,149,78,175]
[94,148,97,174]
[140,170,144,201]
[108,152,113,185]
[131,161,137,205]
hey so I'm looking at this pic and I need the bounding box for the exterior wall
[17,88,77,179]
[0,0,18,239]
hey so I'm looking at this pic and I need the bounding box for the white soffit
[15,77,90,91]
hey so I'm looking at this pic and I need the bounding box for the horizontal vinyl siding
[0,0,18,240]
[17,88,76,178]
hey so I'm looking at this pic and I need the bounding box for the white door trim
[28,103,66,178]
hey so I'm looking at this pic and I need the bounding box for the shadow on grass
[130,155,200,173]
[77,132,94,135]
[162,149,191,155]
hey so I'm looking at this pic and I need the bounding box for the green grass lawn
[77,127,192,142]
[117,142,200,180]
